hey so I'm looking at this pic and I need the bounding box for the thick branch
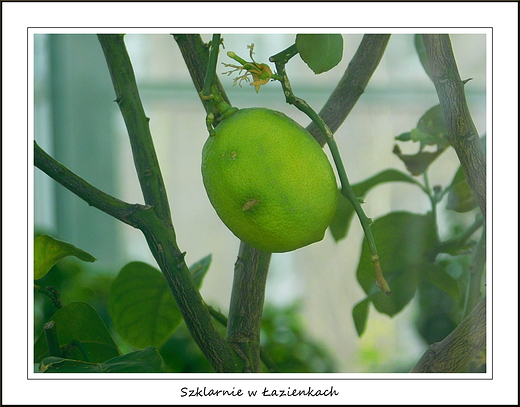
[306,34,391,146]
[410,297,486,373]
[227,242,272,372]
[422,34,486,216]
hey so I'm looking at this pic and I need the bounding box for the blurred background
[33,33,486,372]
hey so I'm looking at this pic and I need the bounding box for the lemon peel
[202,108,338,252]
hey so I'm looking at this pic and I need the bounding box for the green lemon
[201,107,338,253]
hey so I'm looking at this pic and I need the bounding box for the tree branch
[422,34,486,217]
[410,297,486,373]
[227,242,272,372]
[97,34,173,225]
[34,141,146,229]
[306,34,391,146]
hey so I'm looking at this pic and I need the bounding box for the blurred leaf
[352,298,370,337]
[329,190,354,242]
[40,347,164,373]
[446,166,478,212]
[415,278,461,344]
[100,346,164,372]
[329,169,419,241]
[190,254,212,287]
[416,105,449,145]
[34,234,96,280]
[393,104,450,175]
[410,128,449,149]
[159,324,214,373]
[445,134,484,213]
[414,34,432,81]
[108,262,182,349]
[296,34,343,74]
[259,302,336,373]
[424,263,460,302]
[395,131,412,142]
[34,302,119,363]
[393,144,446,176]
[108,258,210,350]
[356,212,437,317]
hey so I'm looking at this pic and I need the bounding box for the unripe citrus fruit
[201,107,338,253]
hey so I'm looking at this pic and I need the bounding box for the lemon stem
[200,34,221,134]
[270,47,391,295]
[201,35,238,129]
[201,34,220,101]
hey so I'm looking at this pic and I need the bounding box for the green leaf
[414,34,432,81]
[410,127,448,148]
[446,166,478,213]
[393,144,446,176]
[393,104,450,175]
[356,211,437,317]
[108,262,181,349]
[34,234,96,280]
[395,131,412,142]
[329,169,419,241]
[352,298,370,337]
[190,254,212,287]
[40,347,164,373]
[108,258,210,350]
[34,302,119,363]
[416,105,449,144]
[296,34,343,74]
[328,189,355,242]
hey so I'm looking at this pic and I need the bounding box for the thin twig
[34,141,147,229]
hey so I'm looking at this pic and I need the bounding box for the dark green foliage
[415,279,461,345]
[159,303,336,373]
[259,303,337,373]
